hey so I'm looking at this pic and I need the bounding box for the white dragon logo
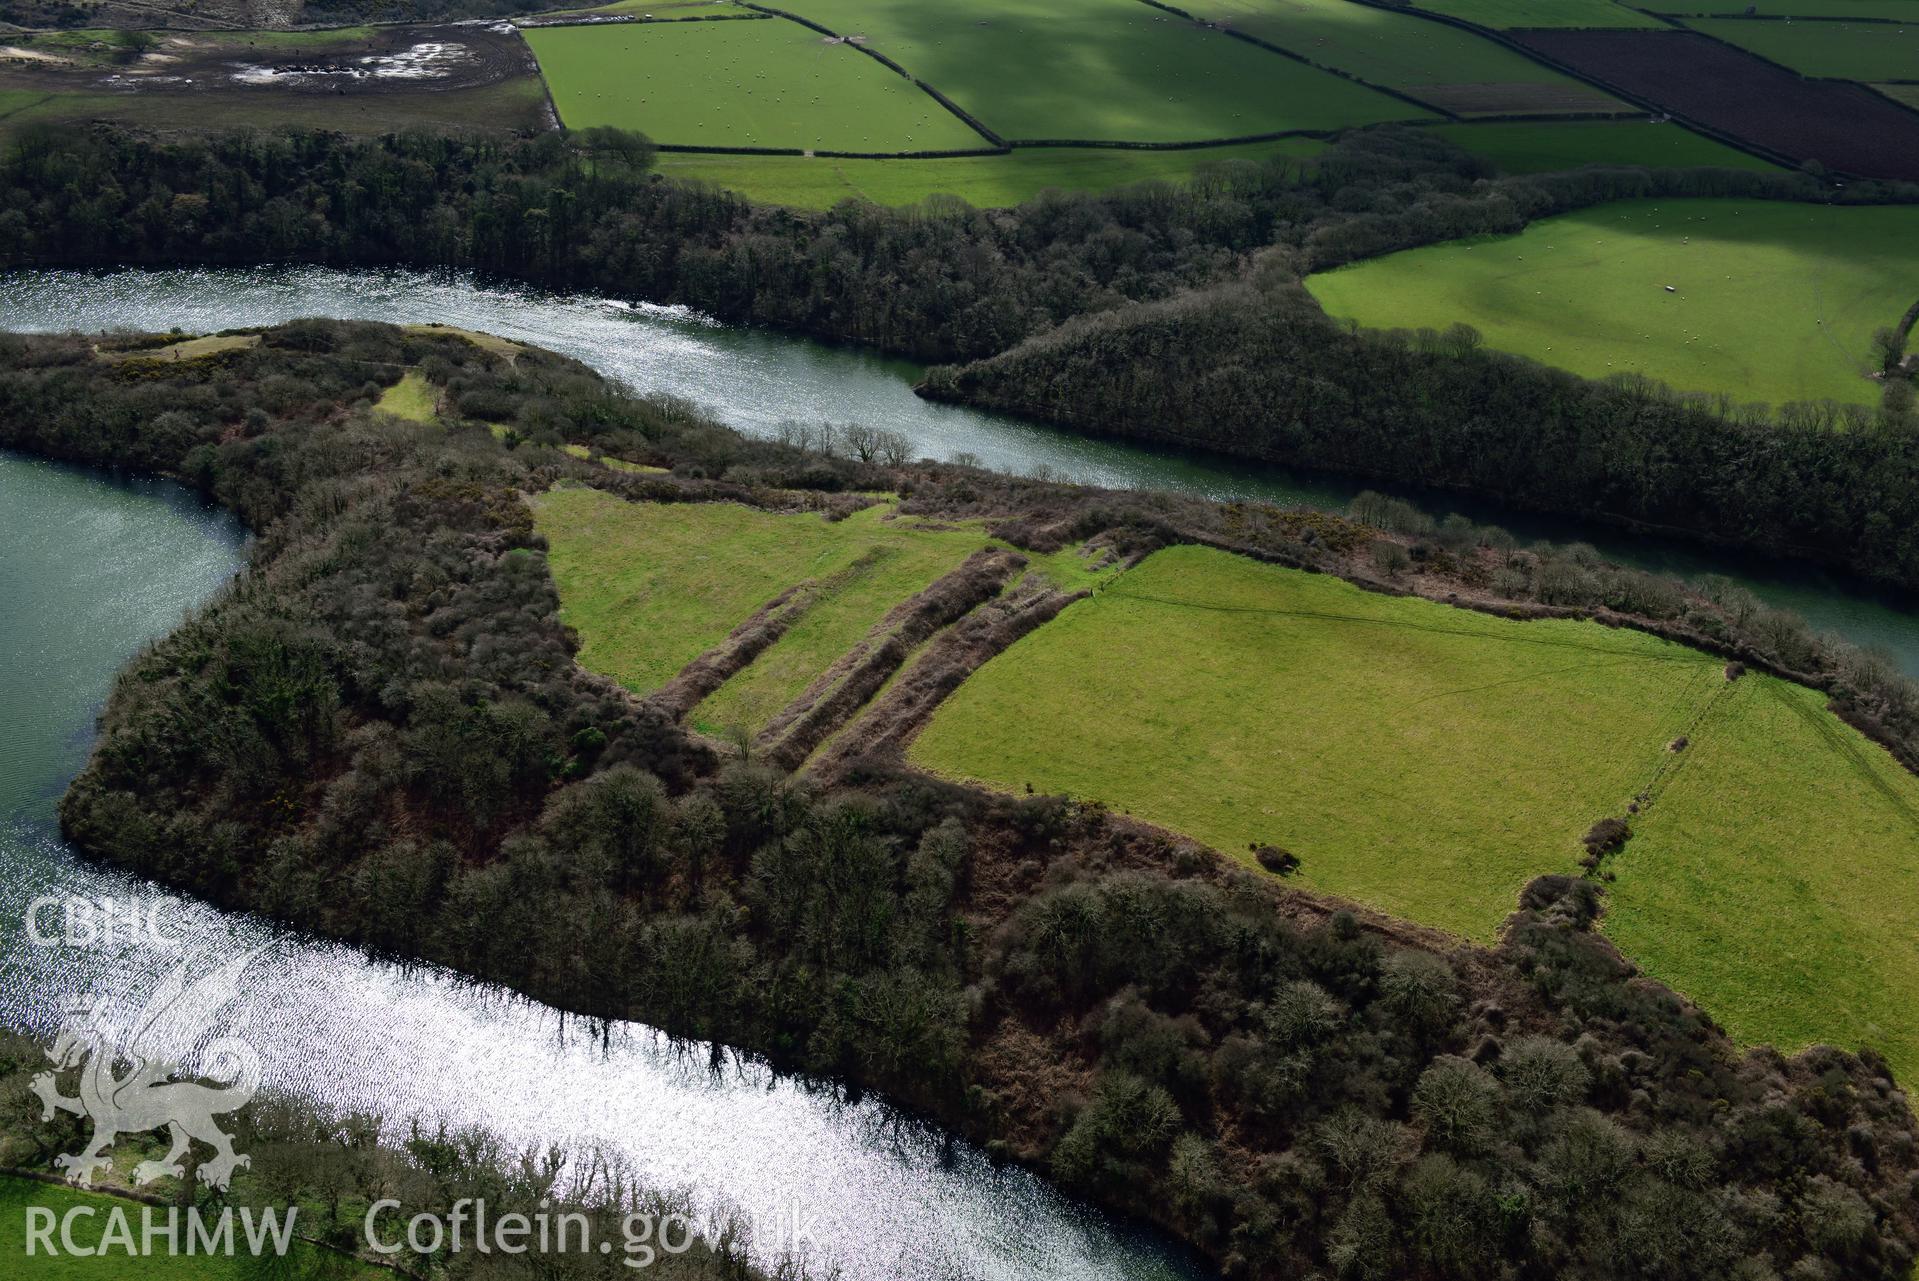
[31,949,265,1191]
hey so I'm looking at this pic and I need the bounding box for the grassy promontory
[1,321,1915,1279]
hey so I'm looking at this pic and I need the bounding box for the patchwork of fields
[1517,29,1919,180]
[905,543,1919,1078]
[1164,0,1623,114]
[529,488,1111,742]
[524,18,987,151]
[1688,16,1919,82]
[1408,0,1664,27]
[1305,198,1919,406]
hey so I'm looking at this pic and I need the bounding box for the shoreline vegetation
[1,126,1916,586]
[0,1032,787,1280]
[1,320,1916,1278]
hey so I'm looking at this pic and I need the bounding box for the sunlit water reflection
[0,452,1200,1280]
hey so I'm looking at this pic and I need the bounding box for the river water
[5,264,1914,674]
[0,452,1201,1279]
[1,261,1916,1275]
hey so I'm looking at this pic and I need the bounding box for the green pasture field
[774,0,1426,142]
[1409,0,1666,26]
[1435,119,1779,172]
[1607,674,1919,1083]
[529,490,990,728]
[1879,82,1919,108]
[524,18,985,151]
[653,137,1326,207]
[374,370,437,422]
[911,544,1725,940]
[909,543,1919,1080]
[529,489,1113,736]
[1686,17,1919,80]
[1173,0,1623,113]
[1304,198,1919,406]
[0,1175,375,1280]
[1651,0,1919,18]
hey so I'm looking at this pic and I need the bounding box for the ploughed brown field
[1515,29,1919,181]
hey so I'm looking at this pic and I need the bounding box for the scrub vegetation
[913,542,1919,1083]
[12,128,1919,588]
[912,544,1722,939]
[0,1046,762,1281]
[3,319,1917,1280]
[1305,198,1919,405]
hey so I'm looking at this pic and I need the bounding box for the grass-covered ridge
[1305,197,1919,406]
[911,543,1919,1079]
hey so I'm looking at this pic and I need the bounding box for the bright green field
[1688,17,1919,80]
[1305,198,1919,406]
[1174,0,1622,113]
[525,18,985,151]
[910,543,1919,1079]
[530,490,990,723]
[0,1176,370,1279]
[776,0,1427,141]
[1410,0,1666,25]
[912,545,1726,940]
[1608,675,1919,1079]
[654,137,1326,207]
[531,490,1114,736]
[1436,120,1779,173]
[374,370,436,422]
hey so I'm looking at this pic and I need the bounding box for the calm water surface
[0,452,1201,1281]
[4,264,1913,673]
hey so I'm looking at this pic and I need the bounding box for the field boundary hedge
[737,1,1006,147]
[517,11,772,26]
[1128,0,1455,120]
[1005,128,1336,149]
[1341,0,1802,171]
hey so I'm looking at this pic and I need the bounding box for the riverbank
[3,319,1915,1279]
[7,264,1919,681]
[4,126,1917,586]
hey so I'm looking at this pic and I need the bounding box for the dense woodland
[3,125,1917,583]
[2,324,1916,1279]
[922,275,1919,587]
